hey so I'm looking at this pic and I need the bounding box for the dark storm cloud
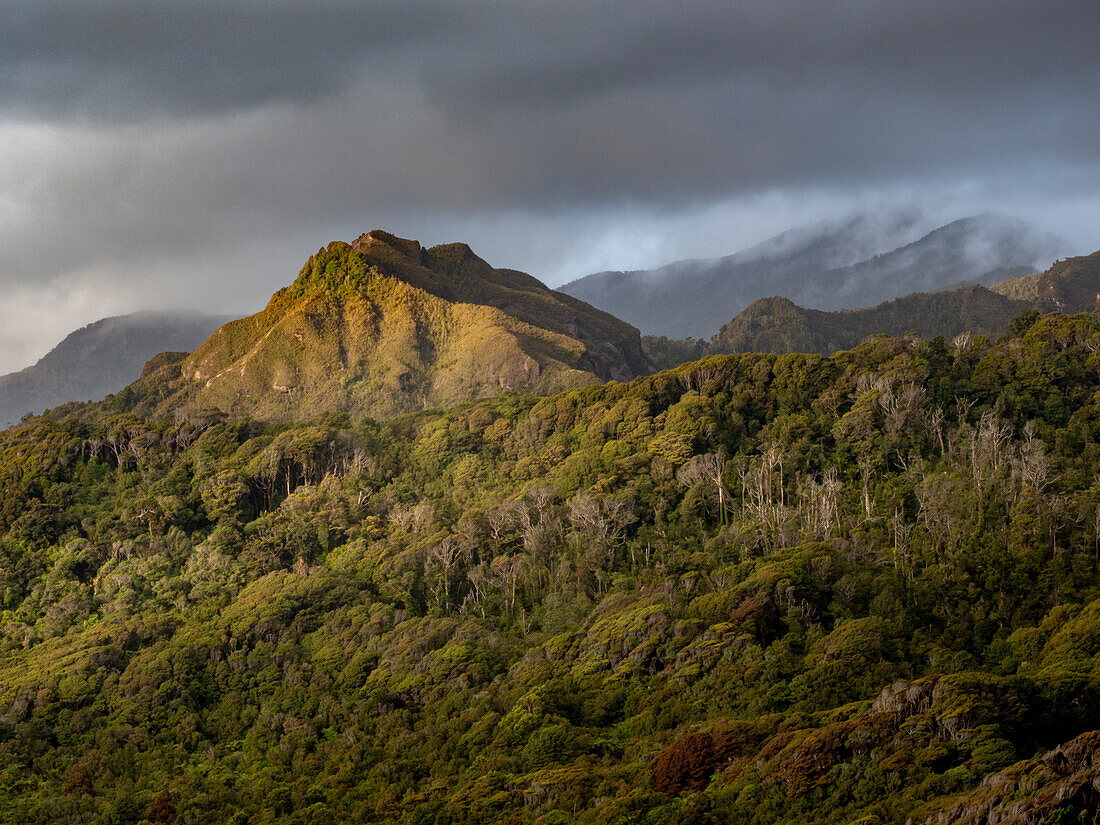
[2,0,1098,203]
[6,1,1098,117]
[0,0,455,117]
[429,1,1099,113]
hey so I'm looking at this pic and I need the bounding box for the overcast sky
[1,0,1098,372]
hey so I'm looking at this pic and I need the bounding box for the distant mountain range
[0,311,231,426]
[124,230,651,422]
[706,250,1100,358]
[560,213,1065,338]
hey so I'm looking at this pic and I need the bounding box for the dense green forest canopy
[3,311,1100,823]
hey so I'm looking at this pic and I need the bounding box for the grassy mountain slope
[4,314,1100,822]
[560,213,1062,338]
[148,232,650,421]
[351,231,649,381]
[0,312,230,427]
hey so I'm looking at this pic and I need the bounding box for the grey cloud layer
[0,1,449,116]
[6,1,1098,114]
[3,0,1097,208]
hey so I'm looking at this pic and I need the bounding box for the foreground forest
[4,311,1100,823]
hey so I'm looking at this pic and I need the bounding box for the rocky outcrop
[926,730,1100,824]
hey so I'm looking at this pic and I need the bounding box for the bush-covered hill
[713,287,1028,356]
[1033,251,1100,314]
[150,231,650,422]
[4,312,1100,822]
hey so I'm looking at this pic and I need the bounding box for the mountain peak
[425,241,484,271]
[350,229,424,264]
[137,233,650,422]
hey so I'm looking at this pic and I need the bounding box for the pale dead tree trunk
[526,487,557,522]
[508,557,520,614]
[677,451,731,524]
[490,554,526,618]
[955,396,976,428]
[859,456,875,522]
[798,469,839,539]
[929,407,946,454]
[1048,495,1067,558]
[758,441,785,531]
[714,452,731,522]
[969,410,1015,515]
[737,462,748,511]
[1017,421,1054,508]
[427,537,463,611]
[877,382,927,441]
[970,438,985,504]
[977,410,1013,472]
[893,508,914,579]
[820,466,840,536]
[778,452,785,509]
[952,331,972,356]
[796,473,813,536]
[488,502,520,551]
[466,563,488,618]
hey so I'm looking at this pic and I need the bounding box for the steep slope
[561,213,1063,338]
[0,311,230,426]
[146,231,650,421]
[1033,250,1100,313]
[715,287,1028,355]
[349,230,649,380]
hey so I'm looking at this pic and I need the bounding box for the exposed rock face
[142,231,651,422]
[925,731,1100,824]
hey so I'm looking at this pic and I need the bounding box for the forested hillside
[3,312,1100,823]
[712,287,1027,356]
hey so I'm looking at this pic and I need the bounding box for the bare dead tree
[677,451,731,524]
